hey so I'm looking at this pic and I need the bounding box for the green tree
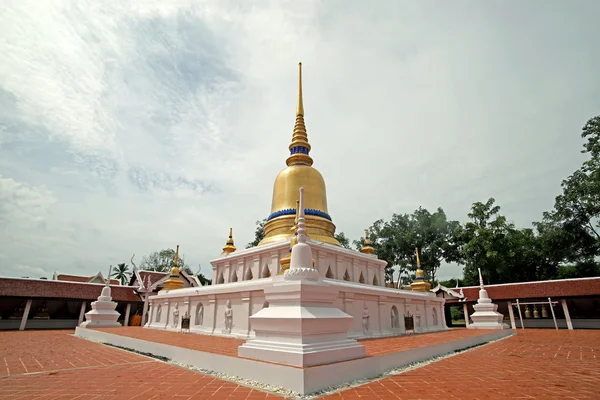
[358,208,461,285]
[140,249,192,274]
[335,232,352,249]
[246,219,267,248]
[456,198,514,286]
[112,263,130,285]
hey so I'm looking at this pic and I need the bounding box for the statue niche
[196,303,204,326]
[172,303,179,328]
[391,306,400,329]
[224,300,233,333]
[362,304,370,333]
[155,305,162,323]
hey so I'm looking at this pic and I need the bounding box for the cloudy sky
[1,1,599,282]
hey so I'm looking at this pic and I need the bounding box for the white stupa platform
[468,269,510,330]
[79,285,121,328]
[75,326,512,395]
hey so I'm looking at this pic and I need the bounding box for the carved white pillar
[147,300,154,325]
[378,296,387,335]
[19,299,33,331]
[241,291,252,337]
[507,301,516,329]
[164,300,170,328]
[561,299,573,330]
[212,265,219,285]
[123,303,131,326]
[463,303,470,328]
[209,295,217,333]
[270,254,279,276]
[78,301,87,325]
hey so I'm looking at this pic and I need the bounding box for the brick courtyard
[0,329,599,399]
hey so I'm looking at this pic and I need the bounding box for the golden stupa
[410,247,431,292]
[258,63,340,247]
[162,245,184,291]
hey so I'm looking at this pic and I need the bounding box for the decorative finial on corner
[360,228,375,254]
[174,245,180,266]
[222,228,237,254]
[297,187,307,243]
[415,248,421,267]
[478,268,484,289]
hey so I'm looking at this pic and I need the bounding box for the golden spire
[286,62,313,167]
[411,247,431,292]
[174,244,179,266]
[361,228,375,254]
[222,228,237,255]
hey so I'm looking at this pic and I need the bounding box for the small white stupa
[238,187,366,367]
[80,266,122,328]
[468,268,509,330]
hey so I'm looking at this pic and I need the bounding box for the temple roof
[54,273,120,286]
[434,277,600,303]
[0,277,141,302]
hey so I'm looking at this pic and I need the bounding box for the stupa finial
[478,268,484,289]
[415,247,421,267]
[297,187,307,243]
[286,63,313,167]
[360,228,375,254]
[297,62,304,116]
[222,228,237,254]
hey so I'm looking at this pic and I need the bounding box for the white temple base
[79,286,122,328]
[238,273,366,367]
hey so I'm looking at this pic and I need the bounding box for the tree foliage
[246,219,267,248]
[112,263,130,285]
[356,208,460,285]
[140,249,192,274]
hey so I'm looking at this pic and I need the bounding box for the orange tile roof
[443,277,600,303]
[56,273,120,285]
[0,277,141,302]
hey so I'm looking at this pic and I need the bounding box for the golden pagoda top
[163,244,184,291]
[222,228,237,255]
[259,63,340,247]
[360,228,375,254]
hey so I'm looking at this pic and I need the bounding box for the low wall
[514,318,600,329]
[145,277,448,339]
[0,319,79,330]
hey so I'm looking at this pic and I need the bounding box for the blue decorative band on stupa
[267,208,332,221]
[290,146,310,155]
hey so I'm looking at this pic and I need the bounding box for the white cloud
[0,0,599,281]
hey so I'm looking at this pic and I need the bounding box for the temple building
[145,63,446,338]
[0,265,201,331]
[433,276,600,330]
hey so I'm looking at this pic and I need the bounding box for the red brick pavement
[322,329,600,400]
[0,330,283,400]
[1,329,599,399]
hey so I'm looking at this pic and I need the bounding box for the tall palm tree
[112,263,130,285]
